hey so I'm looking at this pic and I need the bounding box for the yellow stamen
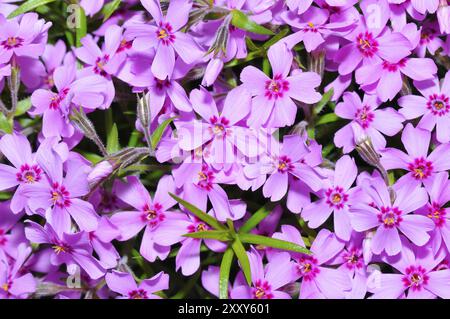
[52,245,66,254]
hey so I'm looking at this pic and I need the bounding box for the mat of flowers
[0,0,449,300]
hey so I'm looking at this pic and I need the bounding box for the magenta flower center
[188,221,209,233]
[276,155,293,173]
[378,206,403,228]
[1,36,24,49]
[209,116,230,138]
[402,266,429,291]
[94,54,110,77]
[296,256,320,281]
[427,203,446,228]
[355,105,374,129]
[325,186,349,209]
[51,182,71,208]
[117,39,132,53]
[156,22,175,45]
[427,94,450,116]
[128,289,148,299]
[382,59,406,72]
[343,248,363,270]
[52,241,72,255]
[264,74,289,100]
[407,157,433,180]
[16,164,42,184]
[356,32,378,57]
[141,202,165,228]
[155,78,171,91]
[197,164,215,191]
[0,229,7,246]
[303,22,320,33]
[252,280,273,299]
[419,27,437,45]
[50,87,70,110]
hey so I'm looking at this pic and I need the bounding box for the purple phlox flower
[380,123,450,187]
[75,25,128,108]
[370,238,450,299]
[88,216,121,269]
[40,40,73,89]
[350,176,434,256]
[126,0,204,80]
[302,155,361,241]
[0,13,51,65]
[281,6,357,52]
[177,86,259,166]
[0,244,36,299]
[416,172,450,254]
[24,221,105,280]
[244,134,324,202]
[398,71,450,143]
[153,209,229,276]
[240,42,322,128]
[20,143,99,234]
[415,21,446,58]
[105,270,168,299]
[110,175,177,262]
[334,4,413,76]
[334,92,404,153]
[0,201,26,258]
[230,249,296,299]
[30,64,108,138]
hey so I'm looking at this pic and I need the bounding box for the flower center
[427,203,446,228]
[402,266,429,291]
[1,282,10,292]
[264,74,289,100]
[252,280,273,299]
[197,164,215,191]
[117,39,132,53]
[128,289,148,299]
[49,87,70,110]
[51,182,71,208]
[52,242,71,255]
[356,32,378,57]
[382,59,406,72]
[156,22,175,45]
[142,203,164,227]
[209,116,230,138]
[378,206,403,228]
[276,155,293,173]
[407,157,433,180]
[355,105,375,129]
[16,164,42,184]
[427,94,450,116]
[0,229,6,246]
[1,36,24,49]
[296,256,319,281]
[94,55,110,77]
[188,221,210,233]
[325,186,349,209]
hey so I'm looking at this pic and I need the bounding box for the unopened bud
[307,49,325,78]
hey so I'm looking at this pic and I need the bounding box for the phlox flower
[88,216,121,269]
[0,201,26,258]
[244,134,323,202]
[334,92,404,153]
[24,221,105,280]
[240,43,321,128]
[105,270,168,299]
[398,71,450,143]
[127,0,204,80]
[302,155,360,241]
[230,250,296,299]
[30,64,107,138]
[0,244,36,299]
[380,123,450,187]
[110,175,178,262]
[350,176,434,256]
[40,40,73,89]
[371,239,450,299]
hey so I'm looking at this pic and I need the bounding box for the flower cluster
[0,0,449,299]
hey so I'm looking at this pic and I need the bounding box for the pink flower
[240,43,321,128]
[105,270,168,299]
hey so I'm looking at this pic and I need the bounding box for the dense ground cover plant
[0,0,449,299]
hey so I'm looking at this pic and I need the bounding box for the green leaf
[245,37,260,52]
[15,98,32,116]
[316,113,339,125]
[102,0,121,21]
[107,123,120,154]
[151,117,174,150]
[183,230,231,241]
[219,248,234,299]
[75,6,87,47]
[313,88,334,115]
[169,193,227,231]
[239,203,275,234]
[231,236,252,285]
[230,10,273,36]
[8,0,56,18]
[239,233,312,254]
[0,113,13,134]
